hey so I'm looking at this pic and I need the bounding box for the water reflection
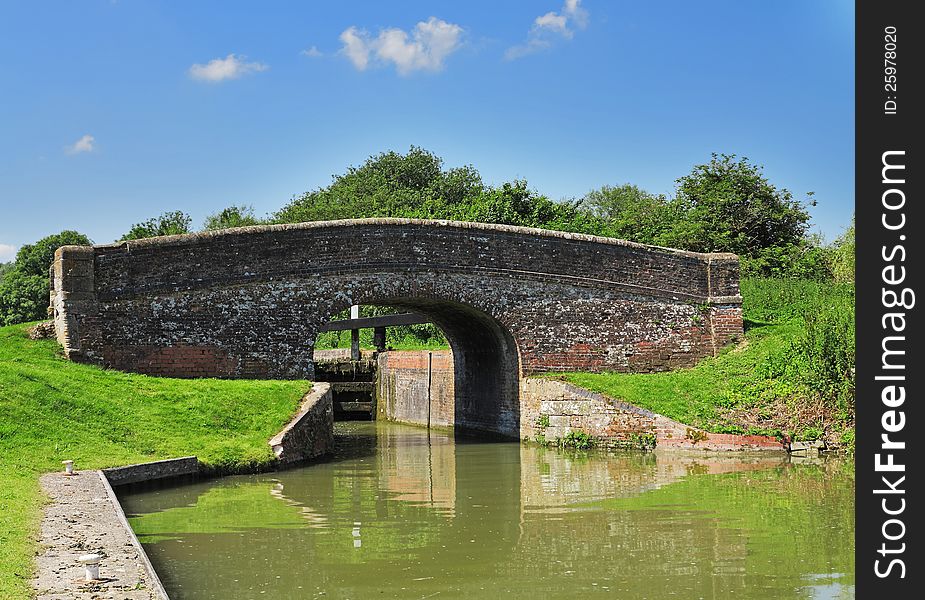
[120,422,855,599]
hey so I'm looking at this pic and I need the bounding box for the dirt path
[33,471,166,600]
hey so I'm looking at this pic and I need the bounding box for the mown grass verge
[553,277,855,448]
[0,323,309,599]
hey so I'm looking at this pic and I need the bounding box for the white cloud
[339,17,463,75]
[65,134,95,155]
[564,0,590,27]
[535,12,570,37]
[301,46,323,57]
[505,0,589,60]
[188,54,268,82]
[0,243,17,262]
[340,27,371,70]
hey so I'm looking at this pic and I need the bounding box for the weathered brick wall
[377,350,454,428]
[52,219,743,438]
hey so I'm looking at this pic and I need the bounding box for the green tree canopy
[273,146,606,235]
[0,262,15,282]
[581,184,671,244]
[274,147,484,223]
[203,205,262,231]
[120,211,193,241]
[828,218,855,284]
[662,153,813,256]
[0,270,48,326]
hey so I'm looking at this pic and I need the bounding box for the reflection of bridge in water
[271,425,789,523]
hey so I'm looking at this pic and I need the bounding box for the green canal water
[119,422,855,599]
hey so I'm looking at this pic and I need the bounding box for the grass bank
[0,323,309,599]
[555,277,855,448]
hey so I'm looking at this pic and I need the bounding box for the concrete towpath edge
[98,471,170,600]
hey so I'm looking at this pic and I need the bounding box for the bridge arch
[317,294,520,437]
[51,218,743,439]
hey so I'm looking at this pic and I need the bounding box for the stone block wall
[268,383,334,462]
[102,457,200,486]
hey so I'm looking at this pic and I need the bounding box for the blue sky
[0,1,854,261]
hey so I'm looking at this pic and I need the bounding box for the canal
[119,422,855,599]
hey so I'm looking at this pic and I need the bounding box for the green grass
[553,277,856,445]
[0,323,309,599]
[316,328,449,351]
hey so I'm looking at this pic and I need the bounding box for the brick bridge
[51,219,743,438]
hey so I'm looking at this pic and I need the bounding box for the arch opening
[314,297,521,440]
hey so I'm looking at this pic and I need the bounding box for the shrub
[794,302,855,417]
[120,211,192,241]
[740,277,853,324]
[203,205,263,231]
[828,219,855,284]
[558,431,596,450]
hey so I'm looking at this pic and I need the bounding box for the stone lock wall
[377,350,455,428]
[52,219,743,438]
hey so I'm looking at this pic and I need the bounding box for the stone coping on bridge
[85,217,740,263]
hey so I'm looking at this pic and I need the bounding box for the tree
[120,211,193,241]
[663,154,813,259]
[272,147,609,235]
[0,270,48,326]
[203,205,262,231]
[274,147,486,224]
[0,230,92,325]
[581,184,671,244]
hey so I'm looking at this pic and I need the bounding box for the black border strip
[856,1,921,595]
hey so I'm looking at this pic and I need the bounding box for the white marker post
[79,553,101,581]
